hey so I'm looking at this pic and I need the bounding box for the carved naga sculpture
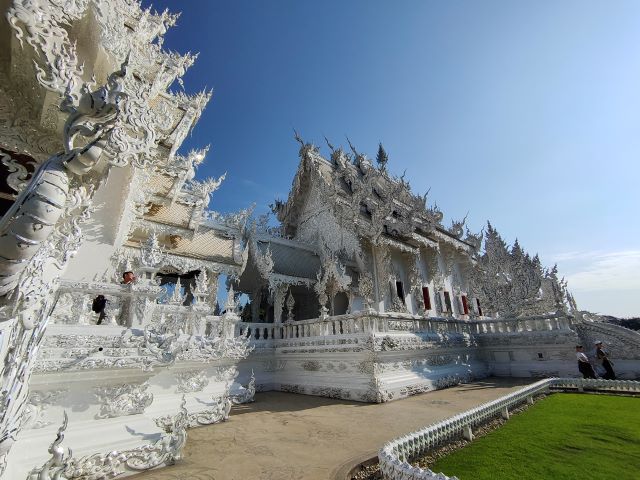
[0,58,128,297]
[26,412,71,480]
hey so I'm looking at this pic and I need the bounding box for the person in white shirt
[576,345,596,379]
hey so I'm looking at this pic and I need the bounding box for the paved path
[133,378,533,480]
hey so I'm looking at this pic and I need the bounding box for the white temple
[0,1,638,479]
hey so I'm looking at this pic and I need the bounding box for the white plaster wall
[65,165,133,281]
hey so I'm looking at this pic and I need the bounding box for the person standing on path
[595,341,616,380]
[576,345,597,378]
[575,345,597,379]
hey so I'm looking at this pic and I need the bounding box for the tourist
[91,294,107,325]
[595,341,616,380]
[575,345,596,379]
[122,271,136,284]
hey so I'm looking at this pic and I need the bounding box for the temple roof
[257,239,320,280]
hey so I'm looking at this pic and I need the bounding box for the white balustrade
[236,312,573,346]
[49,278,231,332]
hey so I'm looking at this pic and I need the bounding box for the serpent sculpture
[0,57,129,298]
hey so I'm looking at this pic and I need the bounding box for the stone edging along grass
[377,378,640,480]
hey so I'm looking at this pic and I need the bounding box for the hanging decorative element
[285,290,295,322]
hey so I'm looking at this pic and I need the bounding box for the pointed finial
[324,136,335,152]
[346,136,358,157]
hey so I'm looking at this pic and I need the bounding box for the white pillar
[273,284,286,323]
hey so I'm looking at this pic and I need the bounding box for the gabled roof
[257,239,320,280]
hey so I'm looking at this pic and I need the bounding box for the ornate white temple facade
[0,1,638,479]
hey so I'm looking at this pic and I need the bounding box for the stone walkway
[133,378,533,480]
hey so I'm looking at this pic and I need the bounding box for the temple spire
[376,142,388,171]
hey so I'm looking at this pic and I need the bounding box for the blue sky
[144,1,640,317]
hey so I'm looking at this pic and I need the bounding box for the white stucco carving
[1,2,638,480]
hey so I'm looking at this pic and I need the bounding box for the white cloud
[559,250,640,292]
[548,250,602,263]
[547,250,640,317]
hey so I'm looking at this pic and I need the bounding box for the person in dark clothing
[575,345,596,379]
[595,341,616,380]
[91,294,107,325]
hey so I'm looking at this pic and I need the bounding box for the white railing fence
[237,312,574,344]
[378,378,640,480]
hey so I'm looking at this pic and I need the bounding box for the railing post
[501,406,510,420]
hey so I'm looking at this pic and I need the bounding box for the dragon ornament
[0,58,129,298]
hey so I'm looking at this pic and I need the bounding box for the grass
[430,394,640,480]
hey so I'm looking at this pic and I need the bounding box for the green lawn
[430,394,640,480]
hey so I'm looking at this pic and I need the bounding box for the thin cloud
[548,250,640,316]
[549,250,603,263]
[560,250,640,293]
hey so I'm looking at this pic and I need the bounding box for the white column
[273,284,286,323]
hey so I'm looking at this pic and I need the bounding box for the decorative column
[314,276,329,320]
[370,244,382,313]
[358,271,375,313]
[408,253,425,315]
[250,287,261,321]
[221,285,241,338]
[124,232,164,328]
[285,289,295,322]
[193,269,210,305]
[375,246,392,313]
[273,284,287,323]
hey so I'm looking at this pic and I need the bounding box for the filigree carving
[23,390,68,430]
[94,383,153,419]
[185,392,232,427]
[469,223,571,318]
[62,396,189,477]
[175,370,209,393]
[139,231,165,268]
[0,59,128,298]
[285,289,295,322]
[8,0,85,94]
[358,271,374,311]
[230,370,255,405]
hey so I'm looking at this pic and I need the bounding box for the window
[461,295,469,315]
[476,298,483,316]
[422,286,431,310]
[395,281,405,304]
[443,291,452,313]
